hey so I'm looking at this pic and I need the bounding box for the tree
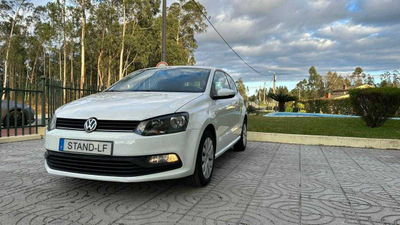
[275,86,288,95]
[350,67,365,86]
[379,70,399,87]
[1,0,33,88]
[74,0,88,92]
[0,0,208,95]
[63,0,67,96]
[267,92,298,112]
[166,0,207,65]
[307,66,324,98]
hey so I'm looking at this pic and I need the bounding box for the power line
[191,0,269,77]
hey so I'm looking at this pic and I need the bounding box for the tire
[5,110,24,127]
[186,130,215,187]
[234,121,247,151]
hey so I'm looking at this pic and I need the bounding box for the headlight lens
[134,113,189,136]
[48,115,57,131]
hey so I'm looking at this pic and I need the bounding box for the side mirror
[214,89,235,99]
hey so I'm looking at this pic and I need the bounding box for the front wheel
[234,121,247,151]
[4,110,24,127]
[186,130,215,187]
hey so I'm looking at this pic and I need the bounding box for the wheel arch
[204,124,216,143]
[2,107,22,124]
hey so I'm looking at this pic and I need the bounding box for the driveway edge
[248,131,400,150]
[0,127,45,143]
[0,134,42,144]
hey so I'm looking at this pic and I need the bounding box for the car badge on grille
[84,118,97,133]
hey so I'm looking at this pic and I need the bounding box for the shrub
[285,106,293,112]
[350,88,400,127]
[247,105,256,113]
[302,99,352,114]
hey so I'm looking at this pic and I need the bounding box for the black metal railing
[0,76,106,138]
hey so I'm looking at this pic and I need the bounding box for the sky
[32,0,400,94]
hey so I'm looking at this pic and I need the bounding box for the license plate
[59,138,113,155]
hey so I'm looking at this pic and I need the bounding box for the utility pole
[263,82,266,104]
[273,73,276,94]
[161,0,167,62]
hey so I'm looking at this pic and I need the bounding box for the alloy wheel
[201,137,214,179]
[243,124,247,147]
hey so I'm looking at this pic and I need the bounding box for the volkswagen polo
[44,66,247,186]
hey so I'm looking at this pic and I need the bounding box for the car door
[225,73,242,138]
[210,71,235,154]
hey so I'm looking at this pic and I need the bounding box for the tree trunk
[80,0,86,95]
[97,25,106,88]
[63,0,67,102]
[176,4,181,45]
[3,0,24,95]
[49,53,51,78]
[59,38,62,80]
[107,56,112,87]
[70,45,74,85]
[278,102,285,112]
[118,2,126,81]
[43,50,46,78]
[97,51,104,87]
[30,54,38,83]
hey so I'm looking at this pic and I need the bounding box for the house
[327,84,374,99]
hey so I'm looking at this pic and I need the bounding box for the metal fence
[0,76,106,138]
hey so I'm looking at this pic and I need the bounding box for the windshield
[107,68,211,93]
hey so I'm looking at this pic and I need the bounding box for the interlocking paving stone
[1,140,400,224]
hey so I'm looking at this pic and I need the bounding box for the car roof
[146,65,219,71]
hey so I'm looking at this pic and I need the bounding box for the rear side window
[212,71,230,95]
[226,74,237,93]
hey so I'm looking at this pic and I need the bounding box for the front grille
[45,151,182,177]
[56,118,140,132]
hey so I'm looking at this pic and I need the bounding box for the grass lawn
[248,116,400,139]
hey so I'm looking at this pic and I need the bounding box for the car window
[108,68,211,93]
[212,71,230,95]
[226,74,237,93]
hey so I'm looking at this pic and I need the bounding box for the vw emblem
[84,118,97,133]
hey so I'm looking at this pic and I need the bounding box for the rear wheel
[186,130,215,187]
[234,121,247,151]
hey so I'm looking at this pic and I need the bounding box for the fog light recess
[148,154,179,164]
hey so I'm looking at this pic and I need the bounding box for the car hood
[56,92,203,120]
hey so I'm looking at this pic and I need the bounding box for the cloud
[194,0,400,87]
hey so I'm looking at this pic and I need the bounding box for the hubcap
[243,124,247,147]
[201,137,214,179]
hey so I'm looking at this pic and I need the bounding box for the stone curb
[248,131,400,150]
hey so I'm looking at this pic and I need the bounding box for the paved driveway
[1,140,400,225]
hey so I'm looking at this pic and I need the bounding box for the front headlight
[134,113,189,136]
[48,115,57,131]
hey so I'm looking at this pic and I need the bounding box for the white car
[44,66,247,187]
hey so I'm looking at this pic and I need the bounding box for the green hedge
[350,88,400,127]
[301,99,353,115]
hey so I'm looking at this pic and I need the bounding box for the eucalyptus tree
[118,0,160,80]
[0,0,209,93]
[65,5,81,85]
[47,1,64,80]
[0,0,33,88]
[70,0,90,91]
[167,0,207,65]
[32,5,54,80]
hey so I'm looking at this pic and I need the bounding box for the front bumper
[44,128,201,182]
